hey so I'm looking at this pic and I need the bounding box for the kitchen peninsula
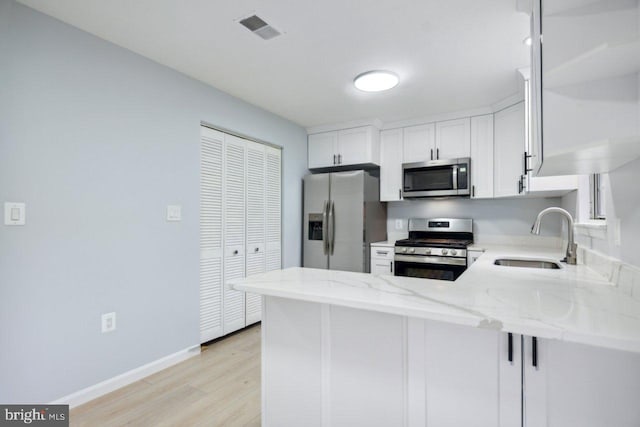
[232,246,640,427]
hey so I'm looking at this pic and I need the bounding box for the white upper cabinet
[532,0,640,175]
[494,102,526,198]
[308,126,379,169]
[470,115,494,199]
[337,126,379,166]
[308,131,338,169]
[380,129,404,202]
[403,124,435,162]
[435,118,471,159]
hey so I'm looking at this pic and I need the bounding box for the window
[590,174,607,220]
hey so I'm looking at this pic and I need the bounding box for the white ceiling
[18,0,530,128]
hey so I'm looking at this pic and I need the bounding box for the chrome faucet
[531,207,577,265]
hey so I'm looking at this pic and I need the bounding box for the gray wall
[388,197,563,239]
[0,0,307,403]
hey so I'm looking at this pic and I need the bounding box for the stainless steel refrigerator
[303,170,387,273]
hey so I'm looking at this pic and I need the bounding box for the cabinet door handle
[390,261,393,273]
[524,151,533,173]
[430,149,434,160]
[398,188,402,200]
[338,154,342,164]
[436,148,440,159]
[376,250,388,256]
[518,176,523,194]
[233,250,239,255]
[255,247,259,252]
[532,336,538,368]
[472,185,475,198]
[508,333,513,363]
[333,154,337,165]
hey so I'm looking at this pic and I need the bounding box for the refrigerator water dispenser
[308,213,324,240]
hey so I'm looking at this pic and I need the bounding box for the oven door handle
[394,254,467,266]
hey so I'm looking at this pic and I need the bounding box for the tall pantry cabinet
[199,126,282,343]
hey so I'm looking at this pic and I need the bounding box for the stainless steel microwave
[402,158,470,198]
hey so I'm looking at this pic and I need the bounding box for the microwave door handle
[452,165,459,190]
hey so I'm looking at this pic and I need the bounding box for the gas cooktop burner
[395,238,473,249]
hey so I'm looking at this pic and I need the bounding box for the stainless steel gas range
[394,218,473,281]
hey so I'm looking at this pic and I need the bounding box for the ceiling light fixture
[354,70,399,92]
[523,36,532,46]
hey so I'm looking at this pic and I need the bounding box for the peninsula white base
[261,296,640,427]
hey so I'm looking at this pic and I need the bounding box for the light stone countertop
[370,240,396,247]
[231,245,640,354]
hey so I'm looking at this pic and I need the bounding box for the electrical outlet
[101,312,116,333]
[395,219,403,230]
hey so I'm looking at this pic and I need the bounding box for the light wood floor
[70,324,261,427]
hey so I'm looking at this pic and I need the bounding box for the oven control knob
[424,248,431,255]
[401,247,407,253]
[441,249,449,255]
[408,248,415,254]
[450,249,457,256]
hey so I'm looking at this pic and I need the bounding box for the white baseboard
[51,345,201,408]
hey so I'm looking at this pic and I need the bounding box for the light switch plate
[101,312,116,333]
[395,219,403,230]
[166,205,182,221]
[4,202,25,225]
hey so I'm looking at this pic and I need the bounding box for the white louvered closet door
[200,127,224,343]
[223,135,247,334]
[245,141,266,325]
[265,146,282,272]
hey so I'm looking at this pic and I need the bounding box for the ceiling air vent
[239,14,282,40]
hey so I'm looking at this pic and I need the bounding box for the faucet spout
[530,207,577,265]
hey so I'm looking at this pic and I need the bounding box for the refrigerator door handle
[329,200,336,255]
[322,200,329,255]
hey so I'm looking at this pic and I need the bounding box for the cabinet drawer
[371,246,394,261]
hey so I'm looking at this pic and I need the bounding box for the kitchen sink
[494,258,562,269]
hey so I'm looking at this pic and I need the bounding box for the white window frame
[590,174,606,221]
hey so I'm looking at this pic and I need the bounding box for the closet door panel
[224,135,247,334]
[246,141,266,325]
[265,146,282,272]
[200,127,224,343]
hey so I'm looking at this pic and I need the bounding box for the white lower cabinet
[370,244,394,276]
[467,249,484,266]
[415,320,520,427]
[262,297,640,427]
[524,337,640,427]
